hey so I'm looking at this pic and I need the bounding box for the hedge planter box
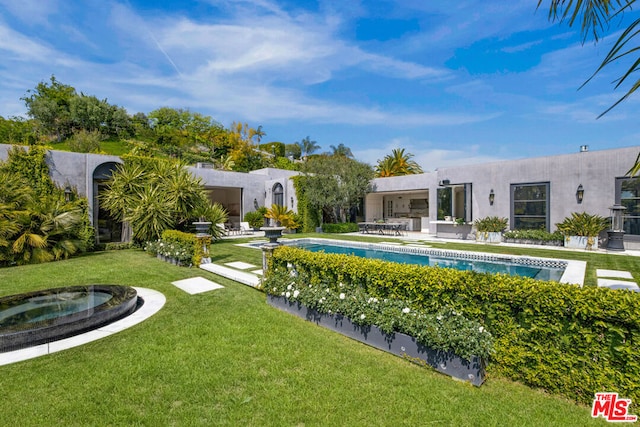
[564,236,598,250]
[504,238,563,247]
[267,295,486,386]
[476,231,502,244]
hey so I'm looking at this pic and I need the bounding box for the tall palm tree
[375,148,423,177]
[330,143,353,158]
[297,136,320,159]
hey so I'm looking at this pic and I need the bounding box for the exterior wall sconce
[576,184,584,204]
[64,185,73,202]
[291,196,294,208]
[254,198,259,210]
[489,189,495,206]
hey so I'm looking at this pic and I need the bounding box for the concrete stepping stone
[597,278,639,291]
[596,269,633,279]
[251,269,263,275]
[225,261,257,270]
[172,277,224,294]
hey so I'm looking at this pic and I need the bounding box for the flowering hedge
[263,268,493,360]
[144,229,211,266]
[267,246,640,406]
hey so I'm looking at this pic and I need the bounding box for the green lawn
[0,238,616,426]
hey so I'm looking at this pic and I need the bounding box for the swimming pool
[270,238,570,282]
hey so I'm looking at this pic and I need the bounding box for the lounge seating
[240,222,254,235]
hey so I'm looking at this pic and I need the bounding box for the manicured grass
[0,247,610,426]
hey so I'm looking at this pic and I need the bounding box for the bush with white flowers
[264,268,493,360]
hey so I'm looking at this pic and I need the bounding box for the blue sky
[0,0,639,170]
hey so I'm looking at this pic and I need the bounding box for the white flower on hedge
[339,293,346,300]
[479,326,484,333]
[402,307,410,314]
[293,290,300,298]
[436,315,443,321]
[285,291,291,298]
[339,282,344,287]
[272,287,277,292]
[360,314,366,320]
[326,288,331,293]
[287,284,293,290]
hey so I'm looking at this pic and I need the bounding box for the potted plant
[264,204,299,231]
[555,212,609,250]
[474,216,508,243]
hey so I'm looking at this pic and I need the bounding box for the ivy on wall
[291,175,320,232]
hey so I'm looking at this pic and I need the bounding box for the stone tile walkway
[171,277,224,294]
[596,269,639,292]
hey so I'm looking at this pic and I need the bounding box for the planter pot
[476,231,502,244]
[261,226,286,244]
[267,295,486,386]
[564,236,598,250]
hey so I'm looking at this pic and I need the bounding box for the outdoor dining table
[358,222,405,236]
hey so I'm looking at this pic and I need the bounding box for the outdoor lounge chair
[240,222,254,235]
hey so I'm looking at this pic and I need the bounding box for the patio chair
[240,222,254,235]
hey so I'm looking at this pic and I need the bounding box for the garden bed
[503,238,563,246]
[267,295,486,386]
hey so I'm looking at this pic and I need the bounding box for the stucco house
[1,143,638,249]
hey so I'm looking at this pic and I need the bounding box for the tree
[22,75,76,141]
[297,136,321,159]
[101,157,226,242]
[329,143,354,158]
[375,148,423,177]
[539,0,638,116]
[300,155,373,225]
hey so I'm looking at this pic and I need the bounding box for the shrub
[555,212,609,237]
[144,229,211,266]
[263,268,494,360]
[266,246,640,406]
[503,229,563,241]
[474,216,508,232]
[67,130,102,153]
[104,242,134,250]
[322,222,359,233]
[244,209,265,229]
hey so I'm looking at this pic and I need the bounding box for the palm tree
[297,136,320,159]
[375,148,423,177]
[329,143,353,158]
[540,0,638,117]
[375,156,396,177]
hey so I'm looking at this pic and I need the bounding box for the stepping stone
[225,261,257,270]
[596,269,633,279]
[172,277,224,294]
[379,241,402,245]
[406,244,431,248]
[597,278,639,291]
[251,269,263,276]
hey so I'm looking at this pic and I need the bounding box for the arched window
[273,183,284,207]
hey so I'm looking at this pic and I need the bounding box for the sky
[1,0,639,170]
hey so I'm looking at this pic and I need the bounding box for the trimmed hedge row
[321,222,359,233]
[269,246,640,405]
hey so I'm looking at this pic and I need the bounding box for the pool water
[288,241,565,281]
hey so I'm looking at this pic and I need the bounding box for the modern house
[1,143,638,249]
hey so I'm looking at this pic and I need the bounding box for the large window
[273,183,284,207]
[511,182,549,230]
[437,183,471,221]
[617,177,640,236]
